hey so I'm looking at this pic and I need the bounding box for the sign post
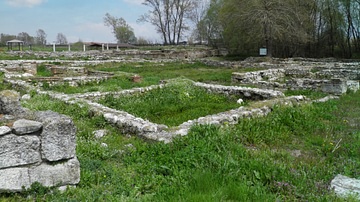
[259,48,267,56]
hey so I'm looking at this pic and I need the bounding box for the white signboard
[259,48,267,56]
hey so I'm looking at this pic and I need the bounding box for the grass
[98,80,241,127]
[1,62,360,201]
[41,75,159,94]
[3,90,357,201]
[36,64,52,77]
[40,61,258,94]
[89,61,235,85]
[0,72,11,91]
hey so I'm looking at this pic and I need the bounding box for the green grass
[39,61,239,94]
[42,75,159,94]
[90,61,235,85]
[0,72,11,91]
[36,64,53,77]
[2,64,360,201]
[4,90,358,201]
[99,80,241,126]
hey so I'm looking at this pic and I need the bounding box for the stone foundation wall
[232,67,360,94]
[0,90,80,192]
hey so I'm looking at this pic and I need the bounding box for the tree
[137,36,150,45]
[36,29,47,45]
[139,0,198,45]
[17,32,33,45]
[56,33,68,44]
[219,0,314,57]
[0,33,16,46]
[189,0,210,44]
[104,13,137,44]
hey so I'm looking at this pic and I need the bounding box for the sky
[0,0,161,43]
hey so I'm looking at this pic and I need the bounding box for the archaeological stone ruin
[0,50,360,195]
[0,90,80,192]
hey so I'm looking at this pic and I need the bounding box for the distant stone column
[107,43,109,50]
[53,44,56,52]
[68,44,71,52]
[102,44,104,51]
[83,44,86,52]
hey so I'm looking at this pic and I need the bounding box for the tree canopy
[104,13,137,44]
[191,0,360,58]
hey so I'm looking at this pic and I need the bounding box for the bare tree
[221,0,312,56]
[56,33,68,44]
[189,0,209,44]
[139,0,197,45]
[36,29,47,45]
[17,32,33,45]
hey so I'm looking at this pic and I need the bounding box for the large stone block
[0,167,31,192]
[12,119,43,135]
[322,78,347,95]
[331,174,360,200]
[0,126,11,136]
[35,111,76,161]
[29,158,80,187]
[0,90,25,115]
[0,134,41,169]
[0,158,80,192]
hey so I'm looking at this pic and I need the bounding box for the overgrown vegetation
[36,64,52,77]
[42,61,253,94]
[0,72,11,91]
[42,75,156,94]
[90,61,234,85]
[0,87,357,201]
[99,80,241,126]
[1,58,360,201]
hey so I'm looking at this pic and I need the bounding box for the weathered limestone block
[22,62,37,75]
[347,80,359,92]
[0,126,11,136]
[35,111,76,162]
[331,174,360,200]
[0,90,25,115]
[0,167,31,192]
[322,78,347,95]
[0,134,41,169]
[29,158,80,187]
[12,119,43,135]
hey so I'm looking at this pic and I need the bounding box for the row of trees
[0,30,68,46]
[189,0,360,58]
[135,0,360,58]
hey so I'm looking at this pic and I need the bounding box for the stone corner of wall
[0,90,80,193]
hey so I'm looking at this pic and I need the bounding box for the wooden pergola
[6,39,24,51]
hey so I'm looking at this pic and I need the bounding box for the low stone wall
[0,90,80,192]
[31,75,114,87]
[193,82,285,100]
[232,67,360,94]
[4,78,300,143]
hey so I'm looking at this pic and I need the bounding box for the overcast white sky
[0,0,161,43]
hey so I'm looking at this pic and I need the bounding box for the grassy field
[1,63,360,201]
[38,61,262,94]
